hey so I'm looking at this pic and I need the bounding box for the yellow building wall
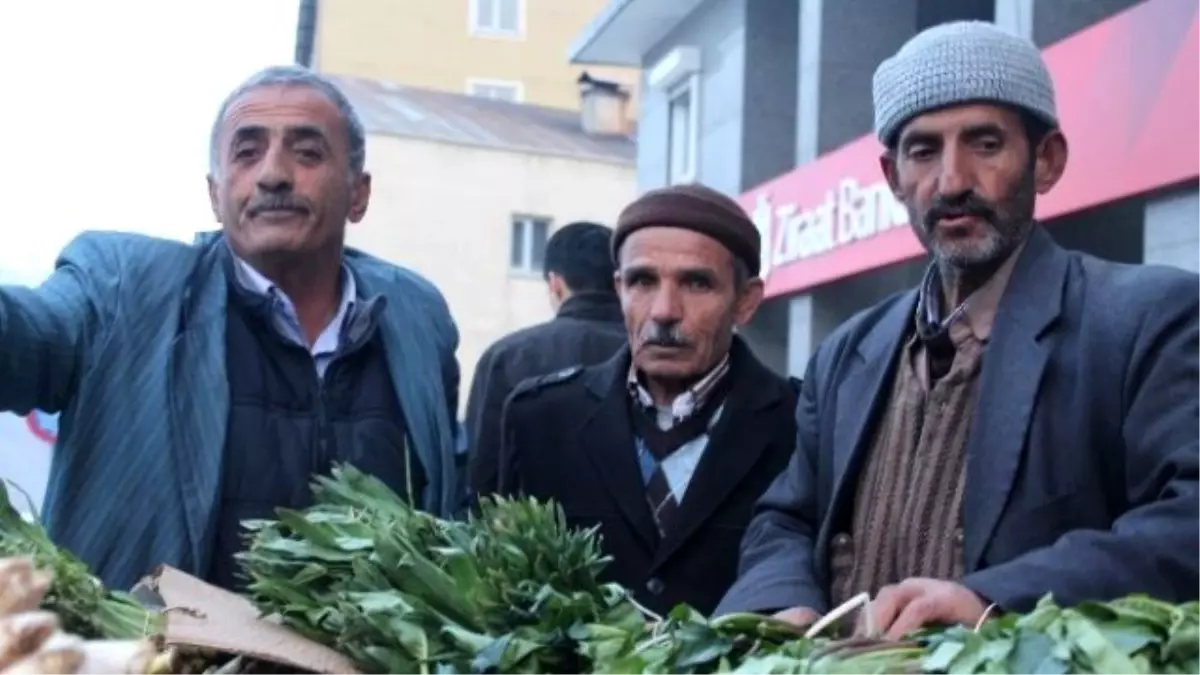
[314,0,639,112]
[346,134,637,416]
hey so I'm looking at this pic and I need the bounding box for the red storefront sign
[744,0,1199,298]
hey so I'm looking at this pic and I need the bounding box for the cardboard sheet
[139,566,359,674]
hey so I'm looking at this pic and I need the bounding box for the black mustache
[926,193,995,226]
[248,196,310,217]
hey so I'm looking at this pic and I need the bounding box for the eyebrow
[621,265,719,281]
[229,124,330,147]
[902,122,1007,149]
[621,265,656,281]
[678,267,718,282]
[960,122,1006,141]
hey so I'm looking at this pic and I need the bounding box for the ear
[546,272,565,298]
[733,277,765,326]
[1032,130,1068,195]
[879,152,901,196]
[206,174,221,222]
[348,171,372,223]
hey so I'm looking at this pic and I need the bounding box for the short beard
[910,165,1037,273]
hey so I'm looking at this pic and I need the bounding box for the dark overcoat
[718,228,1199,616]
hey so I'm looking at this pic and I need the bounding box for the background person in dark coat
[716,21,1199,638]
[494,184,798,617]
[466,221,627,499]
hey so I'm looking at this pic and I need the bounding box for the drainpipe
[294,0,318,67]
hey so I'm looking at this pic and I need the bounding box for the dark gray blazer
[717,227,1199,616]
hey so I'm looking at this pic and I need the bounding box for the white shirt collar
[230,254,357,357]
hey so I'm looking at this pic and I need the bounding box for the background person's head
[542,221,617,312]
[611,184,764,401]
[873,21,1069,277]
[207,65,372,276]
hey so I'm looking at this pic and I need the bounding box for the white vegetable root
[0,611,61,669]
[0,557,163,674]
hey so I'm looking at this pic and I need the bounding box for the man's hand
[772,606,820,628]
[857,578,988,640]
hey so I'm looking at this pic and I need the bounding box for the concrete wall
[347,134,636,414]
[635,0,799,197]
[1031,0,1142,47]
[1144,186,1200,273]
[637,0,748,194]
[315,0,640,112]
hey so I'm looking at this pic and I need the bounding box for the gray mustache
[641,323,691,348]
[248,196,310,217]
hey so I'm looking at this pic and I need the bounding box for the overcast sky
[0,0,300,282]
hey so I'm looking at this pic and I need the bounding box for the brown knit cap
[612,183,761,276]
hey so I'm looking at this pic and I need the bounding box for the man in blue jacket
[0,66,461,592]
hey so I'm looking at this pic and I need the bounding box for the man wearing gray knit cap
[719,20,1198,639]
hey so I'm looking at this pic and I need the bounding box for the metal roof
[327,75,636,165]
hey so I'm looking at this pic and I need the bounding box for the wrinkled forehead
[217,84,343,144]
[619,226,733,273]
[897,102,1025,144]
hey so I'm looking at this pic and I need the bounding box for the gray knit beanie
[872,20,1058,145]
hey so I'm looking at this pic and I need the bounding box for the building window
[510,216,550,274]
[667,76,699,184]
[469,0,524,38]
[467,78,524,103]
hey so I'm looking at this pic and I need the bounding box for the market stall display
[238,466,1200,675]
[0,467,1195,674]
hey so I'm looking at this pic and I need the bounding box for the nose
[648,282,683,325]
[936,145,973,198]
[255,143,294,194]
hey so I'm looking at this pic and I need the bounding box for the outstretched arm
[0,235,112,415]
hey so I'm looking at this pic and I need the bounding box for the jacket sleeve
[465,346,507,497]
[715,356,828,616]
[964,274,1200,611]
[0,235,113,415]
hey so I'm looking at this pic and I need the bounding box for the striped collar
[628,352,732,426]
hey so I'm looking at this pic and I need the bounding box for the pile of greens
[240,465,1199,674]
[0,481,164,640]
[238,465,643,673]
[606,596,1198,674]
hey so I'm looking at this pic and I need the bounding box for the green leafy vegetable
[239,465,642,674]
[239,465,1199,675]
[0,480,164,640]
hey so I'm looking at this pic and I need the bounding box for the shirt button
[833,533,851,547]
[954,528,965,544]
[645,578,665,595]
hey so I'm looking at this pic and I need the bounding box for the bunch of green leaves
[0,480,163,639]
[239,465,643,674]
[588,595,1199,675]
[590,605,922,674]
[239,466,1198,675]
[918,594,1199,674]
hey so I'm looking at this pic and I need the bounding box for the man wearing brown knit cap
[489,183,800,617]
